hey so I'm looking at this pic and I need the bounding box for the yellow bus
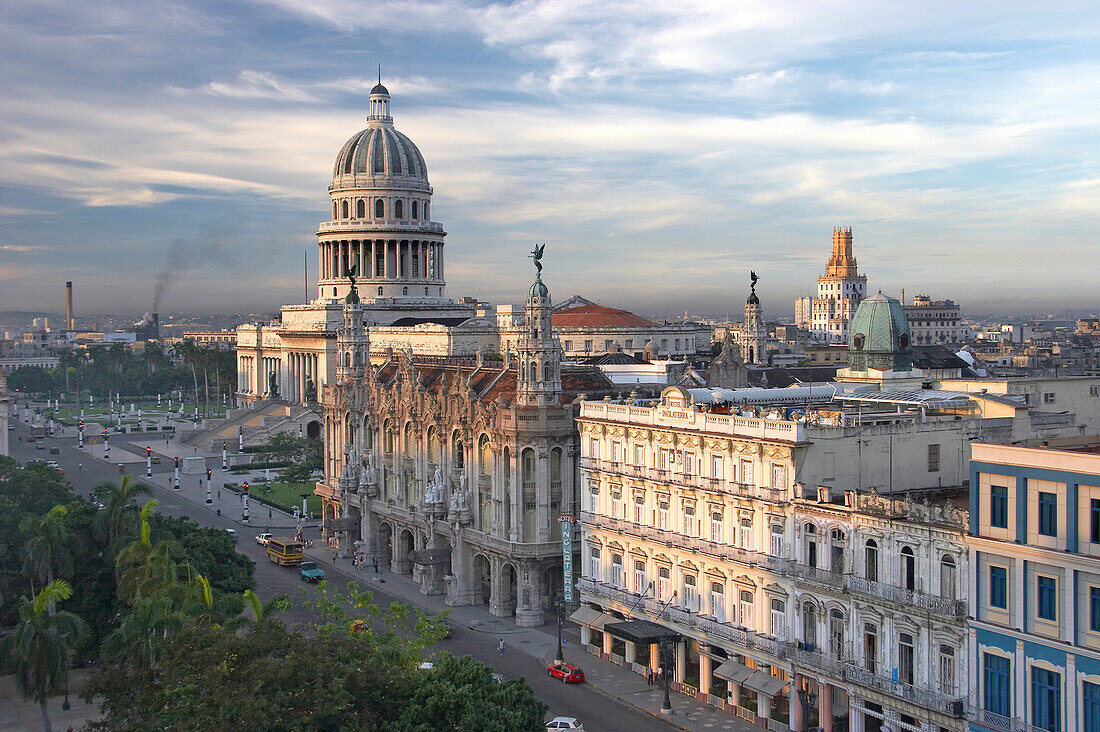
[266,537,304,566]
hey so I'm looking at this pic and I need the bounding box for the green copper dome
[345,286,360,305]
[846,292,912,373]
[528,277,549,299]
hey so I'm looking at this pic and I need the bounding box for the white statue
[433,467,442,491]
[342,448,360,486]
[363,452,377,484]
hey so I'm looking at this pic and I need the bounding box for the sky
[1,1,1098,320]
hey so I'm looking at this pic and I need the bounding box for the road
[8,414,672,732]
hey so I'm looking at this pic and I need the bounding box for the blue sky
[1,1,1098,318]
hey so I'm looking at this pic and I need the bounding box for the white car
[255,533,274,545]
[546,717,584,731]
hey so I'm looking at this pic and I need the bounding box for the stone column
[819,682,832,729]
[790,673,804,732]
[580,625,589,647]
[699,650,712,698]
[602,629,612,656]
[537,447,550,541]
[488,558,512,618]
[759,693,772,724]
[649,643,660,672]
[510,452,521,542]
[626,641,636,665]
[674,640,686,683]
[516,562,543,627]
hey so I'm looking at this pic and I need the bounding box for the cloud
[0,245,46,252]
[202,71,318,102]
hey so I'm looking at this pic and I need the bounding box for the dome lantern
[368,67,392,123]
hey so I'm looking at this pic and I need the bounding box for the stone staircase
[182,401,322,452]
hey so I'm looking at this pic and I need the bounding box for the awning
[743,670,788,697]
[568,606,618,631]
[410,546,452,566]
[713,659,754,684]
[604,619,680,645]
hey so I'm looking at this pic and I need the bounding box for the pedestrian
[78,463,82,471]
[269,508,273,520]
[646,667,653,685]
[373,556,379,574]
[498,638,505,656]
[656,666,663,685]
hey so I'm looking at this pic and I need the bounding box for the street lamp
[797,684,818,731]
[552,592,567,664]
[659,636,675,715]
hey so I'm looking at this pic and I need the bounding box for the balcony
[580,457,788,503]
[788,642,847,677]
[843,663,965,718]
[580,512,792,573]
[845,575,966,618]
[576,578,790,660]
[787,562,846,591]
[967,708,1049,732]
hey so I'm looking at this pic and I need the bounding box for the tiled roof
[552,304,658,328]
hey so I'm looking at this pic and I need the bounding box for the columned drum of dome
[317,83,448,304]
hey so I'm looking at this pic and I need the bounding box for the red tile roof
[552,304,657,328]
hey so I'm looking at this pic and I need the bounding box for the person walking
[498,638,505,656]
[646,667,653,685]
[373,556,379,574]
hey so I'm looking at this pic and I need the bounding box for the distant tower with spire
[743,271,767,365]
[516,244,561,408]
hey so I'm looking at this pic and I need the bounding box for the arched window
[770,599,786,639]
[611,553,624,587]
[402,286,408,296]
[333,202,338,219]
[802,601,817,647]
[424,287,429,296]
[412,200,419,219]
[395,200,404,219]
[478,435,491,476]
[711,582,726,622]
[901,546,916,591]
[683,574,698,612]
[341,200,349,219]
[865,539,879,582]
[452,432,465,470]
[739,585,756,625]
[382,420,393,453]
[588,547,600,579]
[829,608,845,659]
[804,523,818,568]
[940,554,957,601]
[356,199,365,218]
[377,287,383,296]
[375,199,384,218]
[427,427,439,464]
[657,566,670,601]
[403,422,415,457]
[830,528,845,572]
[543,361,551,381]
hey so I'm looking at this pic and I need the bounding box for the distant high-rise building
[795,227,868,343]
[903,294,962,345]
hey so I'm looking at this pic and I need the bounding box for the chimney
[65,281,74,331]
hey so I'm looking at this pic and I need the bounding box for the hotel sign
[559,514,576,603]
[657,406,696,424]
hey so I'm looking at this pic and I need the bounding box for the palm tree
[0,580,89,732]
[242,589,290,624]
[20,506,73,604]
[93,475,151,550]
[102,592,182,669]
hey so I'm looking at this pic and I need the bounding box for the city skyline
[1,1,1098,316]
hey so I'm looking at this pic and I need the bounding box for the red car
[547,662,585,683]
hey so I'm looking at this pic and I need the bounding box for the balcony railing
[843,663,965,718]
[580,512,792,573]
[580,458,787,503]
[788,642,848,678]
[576,578,790,660]
[845,575,966,618]
[787,562,846,590]
[967,708,1049,732]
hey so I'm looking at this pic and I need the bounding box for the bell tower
[516,245,561,408]
[743,271,767,365]
[336,280,370,383]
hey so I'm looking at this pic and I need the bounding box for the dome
[528,278,549,298]
[846,292,913,373]
[370,82,389,95]
[746,292,760,305]
[332,125,428,183]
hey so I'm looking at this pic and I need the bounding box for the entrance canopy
[714,659,754,684]
[743,670,788,697]
[569,606,619,631]
[604,619,680,645]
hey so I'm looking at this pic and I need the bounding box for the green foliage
[85,583,542,732]
[251,431,324,484]
[389,653,548,732]
[0,580,89,707]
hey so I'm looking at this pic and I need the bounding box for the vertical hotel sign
[559,515,576,603]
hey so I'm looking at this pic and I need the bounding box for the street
[7,415,676,732]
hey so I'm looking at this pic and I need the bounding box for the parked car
[545,716,584,730]
[48,447,59,454]
[254,533,274,545]
[225,528,238,542]
[46,460,60,470]
[299,561,324,583]
[547,663,585,683]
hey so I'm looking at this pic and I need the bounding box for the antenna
[378,63,381,85]
[304,249,308,302]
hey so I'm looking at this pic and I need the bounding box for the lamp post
[222,441,228,470]
[173,457,180,489]
[552,592,567,664]
[796,683,818,732]
[659,636,674,715]
[145,447,152,477]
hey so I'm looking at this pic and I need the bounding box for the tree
[92,475,151,551]
[389,653,548,732]
[0,580,89,732]
[20,506,73,600]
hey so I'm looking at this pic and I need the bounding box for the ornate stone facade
[321,268,615,626]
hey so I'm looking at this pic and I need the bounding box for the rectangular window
[1091,587,1100,632]
[683,452,695,476]
[563,340,572,351]
[711,512,722,543]
[624,339,633,349]
[990,485,1008,528]
[1037,575,1057,621]
[983,653,1011,716]
[1091,499,1100,543]
[1084,680,1100,732]
[898,634,914,685]
[611,441,622,464]
[711,455,723,480]
[1044,392,1056,404]
[928,443,941,472]
[1039,492,1057,536]
[604,340,613,351]
[633,444,645,466]
[990,566,1008,609]
[583,339,592,352]
[740,459,753,485]
[1031,666,1061,732]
